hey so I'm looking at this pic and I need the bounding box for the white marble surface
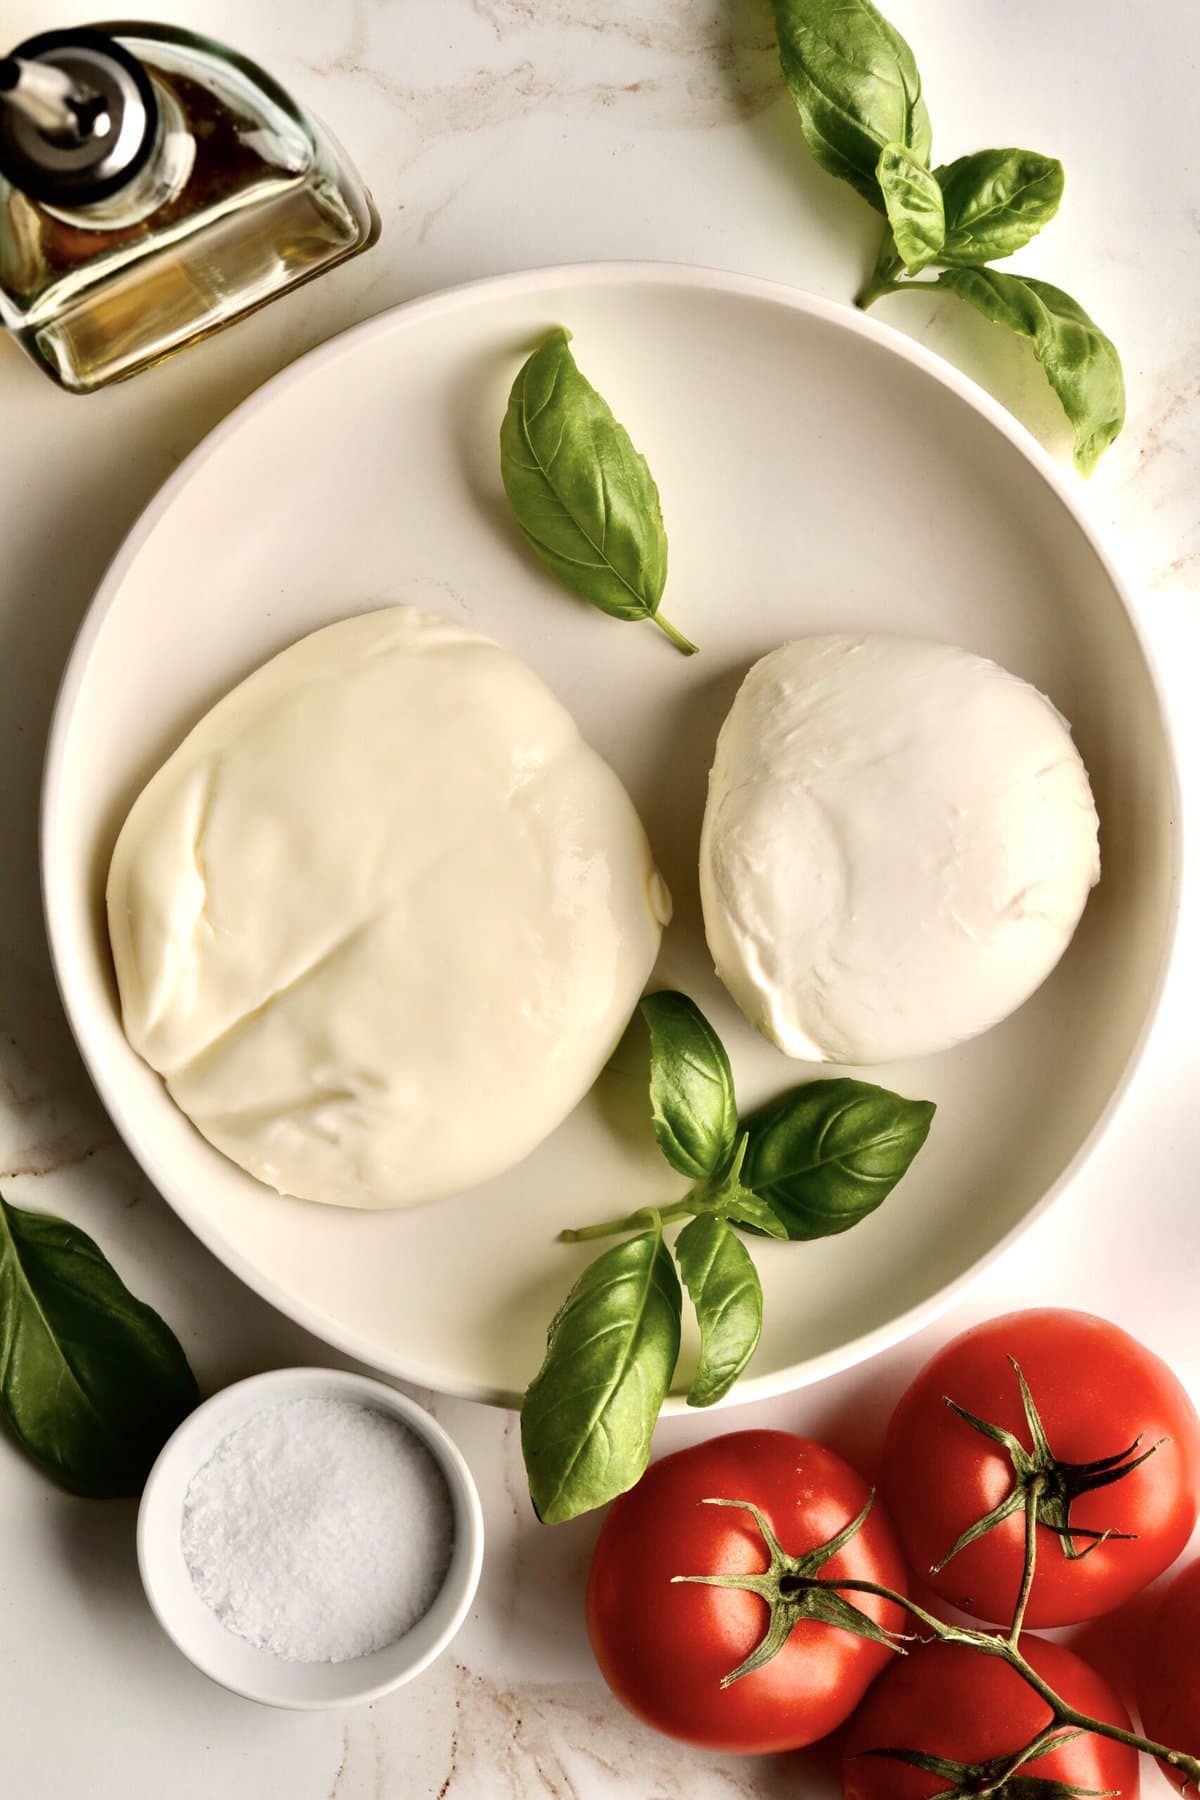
[2,1,1198,1794]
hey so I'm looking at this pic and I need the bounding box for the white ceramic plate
[42,264,1178,1409]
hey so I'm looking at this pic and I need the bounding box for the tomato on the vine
[1137,1558,1200,1793]
[586,1429,907,1753]
[882,1310,1200,1626]
[842,1636,1140,1798]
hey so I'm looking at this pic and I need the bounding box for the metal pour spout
[0,55,111,142]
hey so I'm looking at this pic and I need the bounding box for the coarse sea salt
[180,1396,454,1664]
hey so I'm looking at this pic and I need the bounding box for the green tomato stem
[812,1576,975,1647]
[692,1486,1200,1783]
[652,611,699,656]
[810,1576,1200,1787]
[559,1197,697,1243]
[1008,1473,1043,1647]
[1009,1647,1200,1786]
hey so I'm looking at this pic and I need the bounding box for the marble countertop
[2,2,1198,1794]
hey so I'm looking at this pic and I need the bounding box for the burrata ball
[699,634,1099,1065]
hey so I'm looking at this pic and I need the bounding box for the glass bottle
[0,23,380,393]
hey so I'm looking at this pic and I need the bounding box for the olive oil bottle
[0,23,379,392]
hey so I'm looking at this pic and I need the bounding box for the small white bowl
[137,1366,484,1709]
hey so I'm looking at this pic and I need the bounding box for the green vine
[674,1363,1198,1795]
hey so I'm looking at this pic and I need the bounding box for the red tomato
[1137,1559,1200,1793]
[843,1636,1140,1798]
[883,1311,1200,1627]
[586,1429,907,1753]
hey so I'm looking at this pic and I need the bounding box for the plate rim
[40,259,1183,1410]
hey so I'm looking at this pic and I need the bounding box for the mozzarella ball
[699,635,1099,1064]
[108,607,669,1208]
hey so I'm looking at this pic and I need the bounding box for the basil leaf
[937,268,1124,473]
[521,1222,681,1523]
[0,1196,198,1497]
[937,148,1064,264]
[741,1081,935,1240]
[500,328,695,654]
[769,0,932,214]
[877,141,944,272]
[640,991,738,1184]
[675,1216,763,1408]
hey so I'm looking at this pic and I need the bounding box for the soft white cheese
[108,607,669,1209]
[699,634,1100,1065]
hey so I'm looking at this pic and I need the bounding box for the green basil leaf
[500,328,695,654]
[741,1081,935,1240]
[937,268,1125,473]
[0,1196,198,1497]
[521,1222,681,1523]
[675,1216,763,1408]
[937,148,1064,264]
[640,991,738,1184]
[877,141,945,272]
[769,0,932,214]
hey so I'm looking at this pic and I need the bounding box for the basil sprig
[500,328,697,654]
[769,0,1123,472]
[520,992,934,1521]
[0,1195,198,1497]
